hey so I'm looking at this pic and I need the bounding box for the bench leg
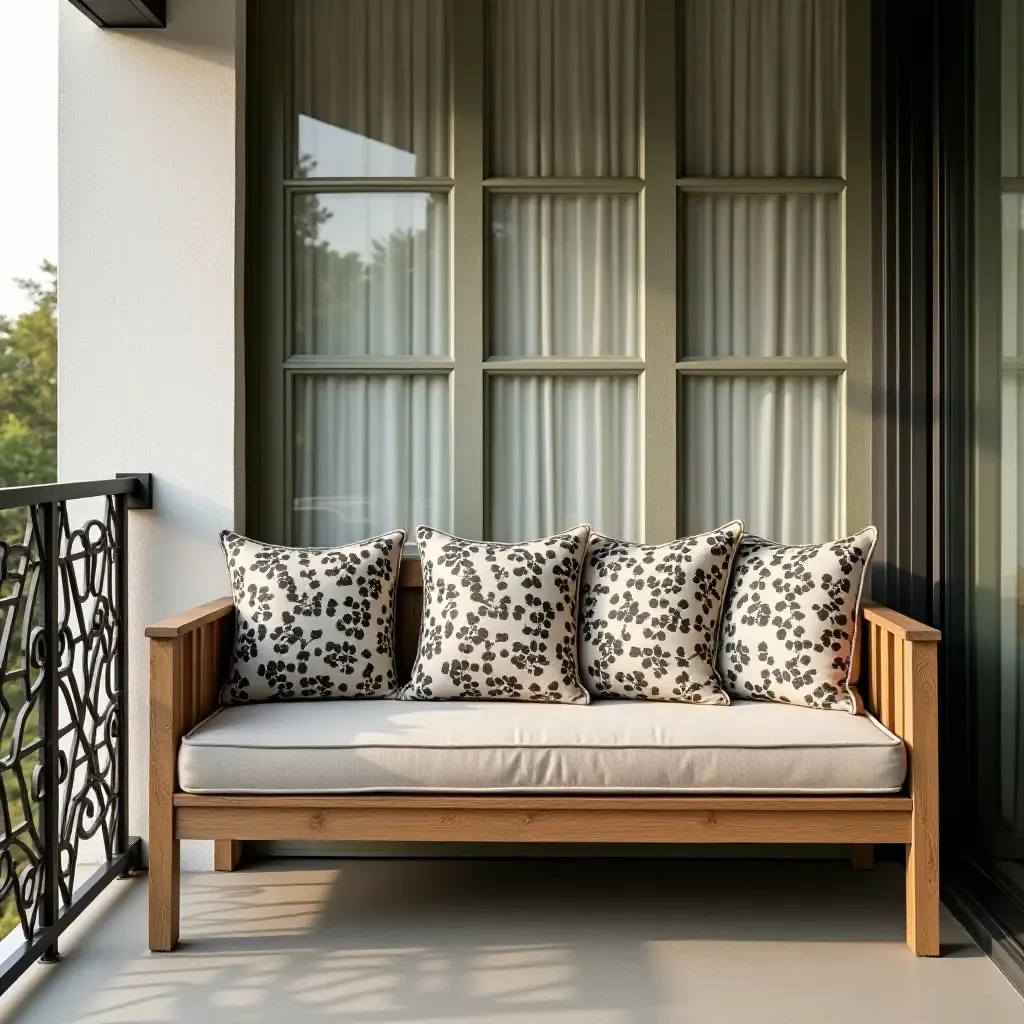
[851,844,874,870]
[906,835,940,956]
[149,638,181,952]
[214,840,242,872]
[905,639,940,956]
[149,828,180,952]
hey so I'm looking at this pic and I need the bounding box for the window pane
[680,375,838,544]
[294,375,449,544]
[489,195,639,357]
[294,0,448,178]
[681,0,844,176]
[681,194,840,358]
[488,376,638,541]
[293,193,448,356]
[488,0,640,176]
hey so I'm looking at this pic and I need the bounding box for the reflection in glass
[682,194,840,358]
[970,0,1024,904]
[488,376,638,541]
[293,193,448,356]
[681,375,838,544]
[489,195,639,357]
[294,375,449,545]
[294,0,448,178]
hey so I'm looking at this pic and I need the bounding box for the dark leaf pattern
[400,526,591,704]
[220,530,405,703]
[578,522,742,703]
[717,528,877,712]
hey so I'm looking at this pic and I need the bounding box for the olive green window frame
[246,0,873,546]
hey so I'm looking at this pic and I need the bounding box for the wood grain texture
[214,840,242,872]
[905,640,940,955]
[146,597,234,638]
[172,794,912,812]
[149,638,181,952]
[399,557,423,588]
[851,844,875,870]
[862,603,942,643]
[176,805,912,844]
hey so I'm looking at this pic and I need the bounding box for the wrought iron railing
[0,475,150,994]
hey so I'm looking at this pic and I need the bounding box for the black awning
[66,0,166,29]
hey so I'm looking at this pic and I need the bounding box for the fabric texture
[718,527,878,713]
[220,529,405,703]
[578,522,743,703]
[178,699,907,795]
[400,525,591,703]
[485,0,642,542]
[679,0,845,544]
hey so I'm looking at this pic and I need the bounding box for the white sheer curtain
[683,377,838,543]
[486,0,640,541]
[489,195,638,357]
[294,0,448,178]
[489,0,639,176]
[294,376,449,546]
[681,0,843,543]
[682,0,843,177]
[684,194,840,359]
[489,377,638,542]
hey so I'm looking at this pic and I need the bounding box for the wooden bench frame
[146,562,941,955]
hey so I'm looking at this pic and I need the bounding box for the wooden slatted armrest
[145,597,235,638]
[862,602,942,643]
[860,601,940,956]
[148,597,236,951]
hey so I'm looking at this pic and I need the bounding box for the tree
[0,263,57,540]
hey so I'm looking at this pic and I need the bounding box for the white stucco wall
[58,0,245,871]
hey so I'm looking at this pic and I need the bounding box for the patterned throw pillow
[717,527,878,713]
[220,530,405,703]
[578,522,744,703]
[400,525,591,704]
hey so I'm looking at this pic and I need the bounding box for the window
[247,0,870,547]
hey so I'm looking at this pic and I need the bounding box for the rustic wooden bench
[146,561,940,955]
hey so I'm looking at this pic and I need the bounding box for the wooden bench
[146,561,940,955]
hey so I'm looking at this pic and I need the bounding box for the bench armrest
[860,603,939,951]
[145,597,235,639]
[148,598,235,799]
[860,602,940,741]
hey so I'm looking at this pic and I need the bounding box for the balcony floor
[0,856,1022,1023]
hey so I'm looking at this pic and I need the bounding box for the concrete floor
[1,857,1023,1024]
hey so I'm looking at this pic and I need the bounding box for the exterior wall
[58,0,245,870]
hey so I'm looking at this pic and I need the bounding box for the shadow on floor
[0,857,1018,1024]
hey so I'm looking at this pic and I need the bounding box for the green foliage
[0,263,57,541]
[0,264,55,941]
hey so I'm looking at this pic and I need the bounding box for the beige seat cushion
[178,699,906,796]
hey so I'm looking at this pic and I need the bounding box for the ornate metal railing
[0,475,150,994]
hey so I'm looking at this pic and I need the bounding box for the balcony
[0,856,1021,1022]
[0,478,1021,1023]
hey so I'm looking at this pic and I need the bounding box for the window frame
[246,0,872,546]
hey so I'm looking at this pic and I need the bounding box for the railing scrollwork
[0,475,149,993]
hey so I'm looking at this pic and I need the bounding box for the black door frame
[879,0,1024,986]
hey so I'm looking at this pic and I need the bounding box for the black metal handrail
[0,474,151,994]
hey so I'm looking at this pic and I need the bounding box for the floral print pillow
[717,527,878,713]
[220,530,405,703]
[400,525,591,703]
[578,522,743,703]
